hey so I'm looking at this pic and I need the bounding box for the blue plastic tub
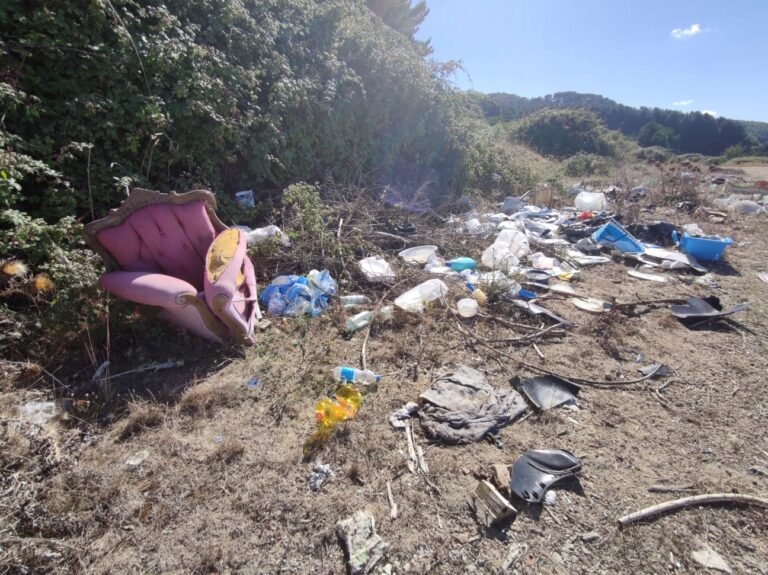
[591,221,644,254]
[672,232,733,261]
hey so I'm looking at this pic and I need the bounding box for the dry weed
[113,401,164,441]
[177,380,240,417]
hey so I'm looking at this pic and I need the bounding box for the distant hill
[477,91,768,156]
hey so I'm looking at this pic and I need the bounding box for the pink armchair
[84,188,261,344]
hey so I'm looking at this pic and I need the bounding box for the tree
[515,108,616,158]
[638,122,680,151]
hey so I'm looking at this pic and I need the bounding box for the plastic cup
[457,298,479,318]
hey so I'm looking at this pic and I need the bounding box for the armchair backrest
[84,189,228,291]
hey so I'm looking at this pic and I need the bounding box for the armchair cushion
[99,271,197,308]
[204,228,258,343]
[96,201,216,290]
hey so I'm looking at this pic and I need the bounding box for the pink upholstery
[96,201,216,290]
[99,271,223,342]
[203,229,258,343]
[99,272,197,308]
[88,192,259,344]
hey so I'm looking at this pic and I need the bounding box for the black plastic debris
[626,222,678,247]
[670,296,750,327]
[525,270,550,283]
[575,238,601,255]
[501,196,525,215]
[519,375,581,411]
[510,449,582,503]
[638,364,673,377]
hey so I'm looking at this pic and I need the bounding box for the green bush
[0,210,106,359]
[514,108,616,159]
[563,153,614,177]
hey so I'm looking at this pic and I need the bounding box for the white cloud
[671,23,704,39]
[673,100,693,106]
[701,110,717,117]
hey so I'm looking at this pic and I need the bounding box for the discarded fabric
[389,402,419,429]
[418,365,527,444]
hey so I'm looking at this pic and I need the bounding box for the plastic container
[394,279,448,313]
[358,256,396,282]
[672,231,733,262]
[591,221,644,254]
[345,306,394,332]
[333,366,381,385]
[574,191,607,212]
[398,245,438,264]
[456,298,479,318]
[314,384,361,432]
[447,257,477,272]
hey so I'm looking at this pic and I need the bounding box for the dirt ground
[2,167,768,574]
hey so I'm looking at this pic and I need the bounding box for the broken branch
[618,493,768,527]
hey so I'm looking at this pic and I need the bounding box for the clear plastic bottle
[345,305,394,332]
[340,294,371,308]
[333,366,381,385]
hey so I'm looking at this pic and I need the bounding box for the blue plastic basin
[673,232,733,262]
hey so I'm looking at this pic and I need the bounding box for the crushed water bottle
[340,294,371,308]
[345,305,394,332]
[333,366,381,385]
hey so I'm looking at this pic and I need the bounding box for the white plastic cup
[456,298,479,318]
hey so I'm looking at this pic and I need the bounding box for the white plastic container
[398,245,438,264]
[394,279,448,313]
[456,298,479,318]
[358,256,396,282]
[574,191,607,212]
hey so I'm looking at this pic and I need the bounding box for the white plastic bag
[481,229,529,272]
[574,191,607,212]
[244,225,291,246]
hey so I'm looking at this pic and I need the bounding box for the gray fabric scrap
[418,365,527,444]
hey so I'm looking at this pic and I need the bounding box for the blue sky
[416,0,768,122]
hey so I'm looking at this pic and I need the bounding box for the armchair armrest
[99,272,197,308]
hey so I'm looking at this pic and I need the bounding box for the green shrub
[0,210,105,359]
[514,108,616,159]
[563,153,614,177]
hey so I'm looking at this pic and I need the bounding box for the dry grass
[113,400,164,441]
[176,379,240,417]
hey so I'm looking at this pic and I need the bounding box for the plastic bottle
[314,384,362,431]
[394,279,448,313]
[340,294,371,308]
[447,257,477,272]
[333,366,381,385]
[345,306,394,332]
